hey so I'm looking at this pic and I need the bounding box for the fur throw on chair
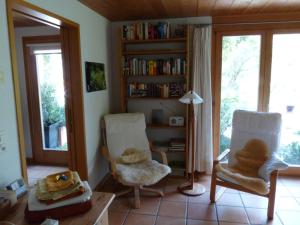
[216,139,270,195]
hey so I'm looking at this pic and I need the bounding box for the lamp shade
[179,90,203,105]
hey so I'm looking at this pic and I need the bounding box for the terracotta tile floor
[27,164,67,187]
[97,175,300,225]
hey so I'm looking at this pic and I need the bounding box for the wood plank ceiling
[79,0,300,21]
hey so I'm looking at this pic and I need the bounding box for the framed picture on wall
[85,61,106,92]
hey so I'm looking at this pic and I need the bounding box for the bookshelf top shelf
[122,49,186,56]
[122,37,186,44]
[147,123,186,129]
[126,75,187,79]
[127,97,181,100]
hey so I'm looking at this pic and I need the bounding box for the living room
[1,0,300,224]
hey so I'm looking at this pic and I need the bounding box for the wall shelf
[126,97,180,100]
[122,49,186,56]
[122,37,187,44]
[147,123,186,129]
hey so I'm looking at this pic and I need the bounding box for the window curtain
[189,25,213,173]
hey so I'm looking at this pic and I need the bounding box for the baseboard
[94,173,112,191]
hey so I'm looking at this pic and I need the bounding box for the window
[213,26,300,170]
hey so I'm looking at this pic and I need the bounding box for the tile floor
[97,175,300,225]
[27,164,67,187]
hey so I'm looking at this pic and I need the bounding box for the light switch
[0,130,6,151]
[0,71,4,85]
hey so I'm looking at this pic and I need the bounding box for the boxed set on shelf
[122,22,186,40]
[127,82,186,98]
[123,57,186,76]
[25,170,92,222]
[153,139,186,152]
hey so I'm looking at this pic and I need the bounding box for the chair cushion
[216,163,269,195]
[104,113,151,160]
[229,110,281,166]
[117,148,150,164]
[258,153,288,182]
[116,160,171,186]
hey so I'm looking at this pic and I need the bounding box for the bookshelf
[119,22,190,177]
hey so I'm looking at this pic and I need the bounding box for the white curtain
[189,26,213,173]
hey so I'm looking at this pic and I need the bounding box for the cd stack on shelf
[169,138,185,152]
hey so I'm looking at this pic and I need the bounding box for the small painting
[85,62,106,92]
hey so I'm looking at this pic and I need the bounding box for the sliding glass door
[269,33,300,166]
[219,35,261,153]
[214,29,300,171]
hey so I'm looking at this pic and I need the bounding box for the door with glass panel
[269,33,300,166]
[218,34,262,153]
[24,36,68,165]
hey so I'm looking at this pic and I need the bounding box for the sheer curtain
[189,25,213,173]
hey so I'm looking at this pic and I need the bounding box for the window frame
[212,23,300,175]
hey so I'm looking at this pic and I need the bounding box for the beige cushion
[116,160,171,186]
[118,148,149,164]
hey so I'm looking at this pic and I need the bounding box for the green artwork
[85,62,106,92]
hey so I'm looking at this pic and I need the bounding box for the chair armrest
[214,149,230,164]
[149,141,168,165]
[101,146,117,175]
[258,155,288,182]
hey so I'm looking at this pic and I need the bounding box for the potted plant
[41,83,65,148]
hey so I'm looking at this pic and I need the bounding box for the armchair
[210,110,288,219]
[101,113,171,208]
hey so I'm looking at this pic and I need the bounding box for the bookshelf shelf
[126,97,180,100]
[122,49,186,56]
[147,123,186,129]
[126,75,186,79]
[122,37,187,44]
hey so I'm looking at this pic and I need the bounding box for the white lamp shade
[179,90,203,105]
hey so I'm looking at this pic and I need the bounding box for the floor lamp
[177,90,206,196]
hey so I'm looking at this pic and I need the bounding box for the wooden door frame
[212,22,300,176]
[23,35,69,165]
[6,0,88,181]
[212,29,267,159]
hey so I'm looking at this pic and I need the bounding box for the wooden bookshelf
[122,37,186,44]
[122,49,186,56]
[119,23,191,177]
[126,97,180,100]
[126,74,186,79]
[147,123,186,129]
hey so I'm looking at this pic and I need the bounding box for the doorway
[23,35,68,165]
[7,0,88,183]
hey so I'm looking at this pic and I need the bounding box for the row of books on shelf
[153,139,186,152]
[123,22,171,40]
[123,57,186,76]
[127,82,186,98]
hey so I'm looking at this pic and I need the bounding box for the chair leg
[134,186,140,209]
[116,187,133,197]
[140,186,164,197]
[267,170,278,220]
[210,163,217,203]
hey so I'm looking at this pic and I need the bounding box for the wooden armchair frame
[210,149,278,219]
[100,120,168,208]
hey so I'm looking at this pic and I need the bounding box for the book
[123,57,186,76]
[122,21,175,40]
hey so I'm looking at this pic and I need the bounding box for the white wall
[14,26,60,158]
[0,0,22,187]
[109,17,212,113]
[0,0,111,189]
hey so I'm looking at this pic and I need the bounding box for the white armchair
[210,110,288,219]
[101,113,171,208]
